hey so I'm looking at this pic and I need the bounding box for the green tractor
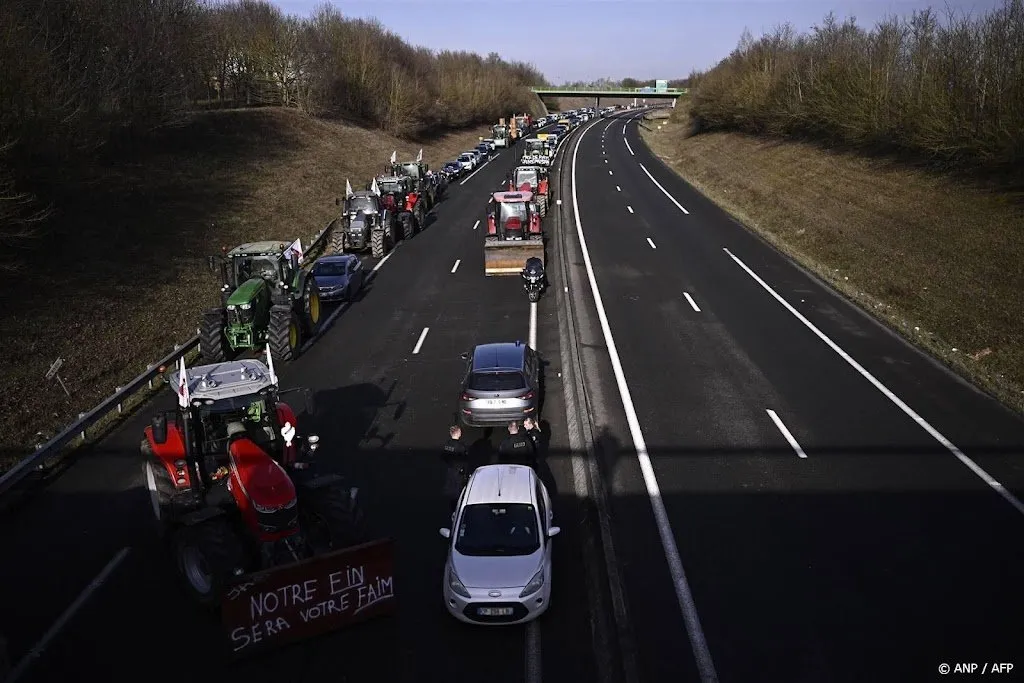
[200,241,322,363]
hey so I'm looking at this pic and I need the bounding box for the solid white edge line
[450,259,460,274]
[412,326,429,354]
[8,547,131,682]
[526,620,542,683]
[372,250,393,272]
[646,237,657,249]
[725,248,1024,516]
[638,163,689,214]
[571,112,719,683]
[624,138,635,156]
[627,206,634,214]
[766,409,808,459]
[683,292,701,312]
[472,219,480,230]
[529,301,538,350]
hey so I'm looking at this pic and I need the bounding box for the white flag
[284,237,303,263]
[416,148,423,162]
[265,344,278,386]
[389,150,397,164]
[371,177,380,196]
[176,357,190,408]
[345,178,353,197]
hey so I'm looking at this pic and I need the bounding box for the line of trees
[0,0,548,270]
[686,0,1024,173]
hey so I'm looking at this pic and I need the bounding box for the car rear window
[468,371,525,392]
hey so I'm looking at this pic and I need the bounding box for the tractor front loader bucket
[484,240,544,276]
[221,538,396,658]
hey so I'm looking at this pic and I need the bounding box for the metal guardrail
[0,217,338,498]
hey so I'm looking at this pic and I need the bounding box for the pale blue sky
[270,0,1004,82]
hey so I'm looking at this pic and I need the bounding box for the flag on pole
[416,148,423,162]
[265,344,278,386]
[371,177,380,196]
[389,150,397,164]
[284,237,303,263]
[345,178,353,197]
[176,357,190,408]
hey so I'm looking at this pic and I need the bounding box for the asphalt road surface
[3,107,1024,683]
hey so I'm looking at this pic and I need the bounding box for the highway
[2,106,1023,683]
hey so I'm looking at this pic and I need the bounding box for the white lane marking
[639,163,689,214]
[529,301,538,350]
[460,158,493,185]
[604,159,608,163]
[622,123,627,135]
[646,237,657,249]
[451,259,461,274]
[472,219,480,230]
[616,185,621,192]
[609,170,613,176]
[525,620,542,683]
[571,116,719,683]
[372,250,394,272]
[627,206,634,214]
[684,292,701,312]
[726,248,1024,516]
[7,547,131,682]
[624,138,635,156]
[766,409,807,459]
[412,327,429,354]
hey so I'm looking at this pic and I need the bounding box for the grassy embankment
[641,1,1024,414]
[0,0,547,465]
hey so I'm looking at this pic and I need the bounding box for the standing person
[442,425,469,514]
[498,421,537,468]
[522,417,542,452]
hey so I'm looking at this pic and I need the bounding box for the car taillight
[460,392,472,401]
[520,391,534,400]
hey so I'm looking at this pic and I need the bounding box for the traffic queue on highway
[136,104,611,656]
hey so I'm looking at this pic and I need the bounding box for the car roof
[471,341,526,371]
[316,254,357,264]
[464,465,536,506]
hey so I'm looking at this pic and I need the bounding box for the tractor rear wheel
[538,195,548,217]
[371,229,387,258]
[301,483,367,553]
[301,277,321,337]
[401,214,414,241]
[142,440,176,536]
[415,205,425,232]
[199,309,228,363]
[172,516,245,608]
[269,306,301,361]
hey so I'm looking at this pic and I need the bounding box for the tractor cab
[524,138,547,156]
[343,191,381,219]
[510,166,548,194]
[375,175,412,211]
[487,191,542,241]
[392,161,428,181]
[219,242,297,292]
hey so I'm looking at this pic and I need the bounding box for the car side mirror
[547,526,561,538]
[460,351,469,360]
[151,414,168,445]
[439,528,451,539]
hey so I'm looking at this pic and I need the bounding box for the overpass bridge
[530,86,687,109]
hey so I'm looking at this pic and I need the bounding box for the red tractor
[141,351,366,606]
[507,165,551,216]
[374,174,424,241]
[484,191,544,275]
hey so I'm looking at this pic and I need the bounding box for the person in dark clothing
[498,421,537,468]
[442,425,469,514]
[522,417,542,452]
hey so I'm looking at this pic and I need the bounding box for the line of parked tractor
[134,106,610,643]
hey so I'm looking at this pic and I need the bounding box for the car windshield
[346,196,376,213]
[468,370,526,391]
[313,260,349,276]
[459,154,472,161]
[498,201,528,225]
[234,255,279,283]
[455,503,540,556]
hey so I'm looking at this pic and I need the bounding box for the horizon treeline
[686,0,1024,173]
[0,0,548,265]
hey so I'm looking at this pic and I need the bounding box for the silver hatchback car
[458,342,540,428]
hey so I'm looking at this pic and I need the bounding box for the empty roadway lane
[558,111,1024,683]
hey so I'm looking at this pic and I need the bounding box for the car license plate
[480,399,508,407]
[478,607,514,616]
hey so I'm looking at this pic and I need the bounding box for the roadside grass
[0,107,491,466]
[640,102,1024,415]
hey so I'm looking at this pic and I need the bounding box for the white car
[469,149,483,166]
[440,464,559,625]
[482,138,496,151]
[457,152,476,171]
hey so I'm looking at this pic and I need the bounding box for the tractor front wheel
[269,306,301,361]
[199,309,229,363]
[172,517,245,608]
[301,277,322,337]
[301,483,367,554]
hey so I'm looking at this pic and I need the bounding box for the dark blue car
[443,160,463,178]
[312,254,364,302]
